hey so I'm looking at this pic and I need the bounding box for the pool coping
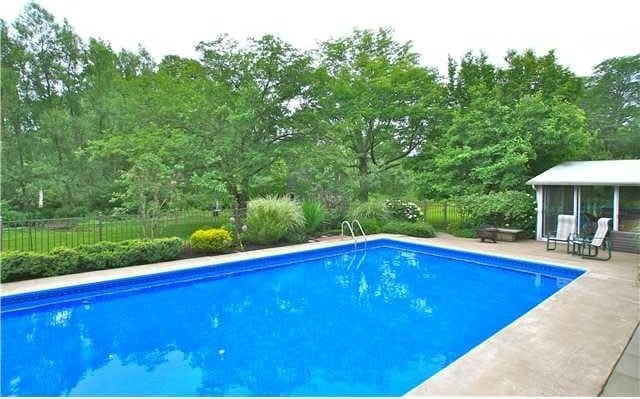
[0,234,584,297]
[1,234,638,396]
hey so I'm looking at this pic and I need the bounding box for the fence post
[28,221,34,251]
[98,212,104,242]
[0,216,3,252]
[443,201,448,229]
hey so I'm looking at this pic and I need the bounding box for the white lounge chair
[545,214,576,253]
[572,217,612,261]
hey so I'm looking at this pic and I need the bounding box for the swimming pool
[1,238,584,396]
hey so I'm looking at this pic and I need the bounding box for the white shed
[526,160,640,253]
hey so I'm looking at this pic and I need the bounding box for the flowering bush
[189,228,233,253]
[385,199,424,222]
[451,191,536,237]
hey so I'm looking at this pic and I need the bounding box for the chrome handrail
[351,219,367,249]
[341,220,357,251]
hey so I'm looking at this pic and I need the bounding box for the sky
[1,0,639,77]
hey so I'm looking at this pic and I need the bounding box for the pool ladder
[341,220,367,250]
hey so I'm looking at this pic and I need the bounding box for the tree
[112,154,181,238]
[1,18,34,210]
[313,28,444,201]
[498,49,584,103]
[194,34,313,209]
[582,54,640,158]
[446,52,497,108]
[414,93,594,198]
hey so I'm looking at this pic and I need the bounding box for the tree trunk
[229,182,250,212]
[357,155,369,202]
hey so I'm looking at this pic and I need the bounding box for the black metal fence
[1,201,468,253]
[1,210,232,253]
[420,200,469,230]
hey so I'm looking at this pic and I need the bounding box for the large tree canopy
[313,28,444,201]
[412,51,595,198]
[1,3,637,219]
[581,54,640,158]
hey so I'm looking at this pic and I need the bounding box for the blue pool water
[1,239,583,396]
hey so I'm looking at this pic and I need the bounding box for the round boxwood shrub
[189,228,233,253]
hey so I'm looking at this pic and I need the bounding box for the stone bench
[478,227,524,242]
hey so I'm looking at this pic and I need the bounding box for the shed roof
[526,160,640,186]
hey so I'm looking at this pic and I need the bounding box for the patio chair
[546,214,576,253]
[572,217,612,261]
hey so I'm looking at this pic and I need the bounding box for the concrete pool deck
[405,234,640,396]
[2,233,638,396]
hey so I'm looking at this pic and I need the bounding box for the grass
[2,203,470,253]
[420,201,467,230]
[2,210,231,253]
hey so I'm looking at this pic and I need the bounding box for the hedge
[1,237,184,283]
[381,220,436,237]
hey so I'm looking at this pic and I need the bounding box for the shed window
[579,186,613,236]
[619,186,640,232]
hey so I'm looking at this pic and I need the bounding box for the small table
[571,236,592,256]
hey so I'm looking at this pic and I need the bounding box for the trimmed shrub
[355,218,385,234]
[382,220,436,237]
[348,200,391,222]
[1,237,184,283]
[245,196,305,245]
[385,199,424,222]
[302,201,326,234]
[446,221,478,238]
[189,228,233,254]
[1,251,52,282]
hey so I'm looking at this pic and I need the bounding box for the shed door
[542,186,574,237]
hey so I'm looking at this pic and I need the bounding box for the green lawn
[421,201,467,230]
[1,211,230,253]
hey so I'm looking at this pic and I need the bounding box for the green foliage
[381,220,436,238]
[189,228,233,253]
[245,196,305,245]
[384,199,424,222]
[582,54,640,159]
[0,251,52,282]
[446,222,478,238]
[451,191,537,237]
[314,28,444,201]
[498,50,584,103]
[112,153,181,238]
[195,35,313,209]
[1,3,636,223]
[1,237,184,283]
[348,200,391,221]
[355,218,385,234]
[302,201,326,234]
[415,94,593,198]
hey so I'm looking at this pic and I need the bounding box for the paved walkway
[601,323,640,396]
[2,233,639,396]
